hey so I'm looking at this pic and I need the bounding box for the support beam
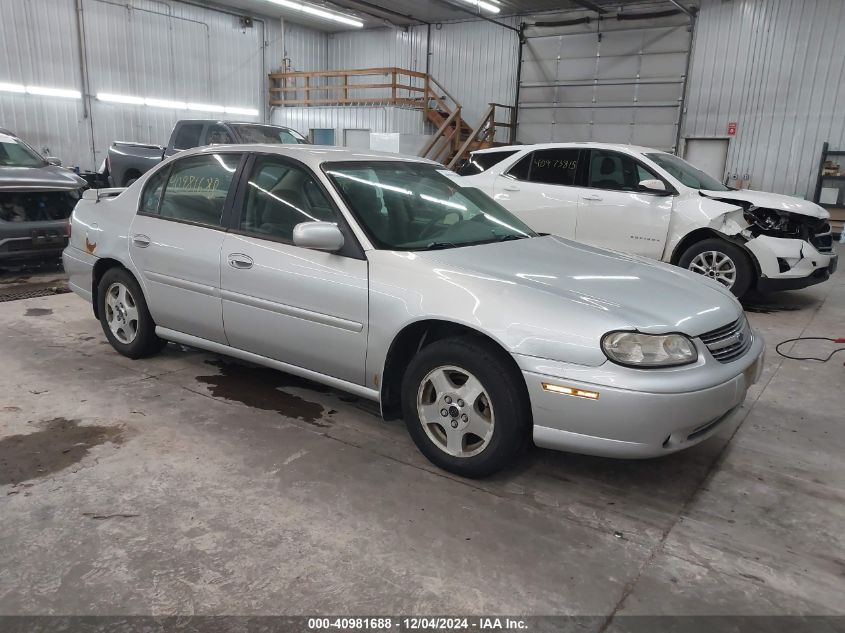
[570,0,607,14]
[667,0,697,17]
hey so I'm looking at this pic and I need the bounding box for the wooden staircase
[268,67,515,168]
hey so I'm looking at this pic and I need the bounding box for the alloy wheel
[416,365,495,458]
[105,282,139,344]
[688,250,737,289]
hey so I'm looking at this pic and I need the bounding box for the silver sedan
[63,145,764,477]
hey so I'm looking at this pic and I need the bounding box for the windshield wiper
[422,241,459,250]
[497,234,529,242]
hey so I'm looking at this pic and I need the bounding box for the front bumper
[518,329,765,459]
[744,235,837,291]
[0,228,68,263]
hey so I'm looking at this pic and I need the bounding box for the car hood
[0,164,87,191]
[701,189,828,219]
[417,236,742,339]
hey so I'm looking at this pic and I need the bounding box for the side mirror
[638,179,667,193]
[293,222,344,252]
[45,157,62,166]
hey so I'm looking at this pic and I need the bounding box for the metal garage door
[517,12,693,151]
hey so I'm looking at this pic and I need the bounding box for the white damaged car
[457,143,837,297]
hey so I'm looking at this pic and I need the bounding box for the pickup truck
[104,120,307,187]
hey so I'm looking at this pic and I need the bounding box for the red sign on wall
[727,121,738,136]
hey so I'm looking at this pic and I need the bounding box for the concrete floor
[0,247,843,620]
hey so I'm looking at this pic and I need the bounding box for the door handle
[503,184,520,192]
[581,194,603,201]
[227,253,254,270]
[132,234,151,248]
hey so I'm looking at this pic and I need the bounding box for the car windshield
[0,134,45,167]
[324,161,537,250]
[230,124,307,145]
[645,152,729,191]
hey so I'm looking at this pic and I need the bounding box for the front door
[491,148,583,239]
[128,152,243,344]
[220,154,368,385]
[575,149,673,259]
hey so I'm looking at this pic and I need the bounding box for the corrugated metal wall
[324,20,519,130]
[683,0,845,199]
[83,0,266,169]
[279,21,328,73]
[0,0,88,168]
[0,0,326,172]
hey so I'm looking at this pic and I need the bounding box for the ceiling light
[266,0,363,27]
[455,0,500,13]
[95,92,259,116]
[24,85,81,99]
[224,106,260,116]
[188,102,226,113]
[144,97,188,110]
[0,82,26,94]
[97,92,145,105]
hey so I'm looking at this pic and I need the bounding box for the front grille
[811,222,833,253]
[700,316,753,363]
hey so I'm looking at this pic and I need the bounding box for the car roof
[471,142,667,156]
[178,120,297,129]
[180,143,440,170]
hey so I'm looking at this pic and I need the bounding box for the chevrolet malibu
[63,145,764,477]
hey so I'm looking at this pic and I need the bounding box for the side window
[238,156,336,243]
[172,124,203,151]
[506,153,532,181]
[587,150,660,192]
[527,149,580,186]
[456,150,519,175]
[139,167,167,215]
[157,153,241,227]
[205,125,234,145]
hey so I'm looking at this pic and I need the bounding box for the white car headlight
[601,331,698,367]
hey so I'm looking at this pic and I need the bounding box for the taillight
[66,218,72,238]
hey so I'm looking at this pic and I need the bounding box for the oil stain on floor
[24,308,53,317]
[0,417,123,486]
[196,359,330,426]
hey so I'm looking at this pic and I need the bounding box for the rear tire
[678,238,754,298]
[401,337,530,478]
[97,267,165,359]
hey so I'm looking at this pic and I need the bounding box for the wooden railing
[446,103,517,169]
[268,67,514,166]
[270,67,430,107]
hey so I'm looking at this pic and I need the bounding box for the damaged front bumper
[744,235,838,291]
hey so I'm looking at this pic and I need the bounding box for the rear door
[491,148,583,239]
[575,149,673,258]
[128,152,243,343]
[219,153,368,385]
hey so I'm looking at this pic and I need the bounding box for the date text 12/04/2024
[307,617,528,630]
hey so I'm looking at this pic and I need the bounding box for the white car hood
[701,189,828,220]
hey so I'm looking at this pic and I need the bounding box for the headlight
[601,331,698,367]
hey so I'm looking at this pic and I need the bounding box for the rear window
[172,123,203,151]
[456,150,519,175]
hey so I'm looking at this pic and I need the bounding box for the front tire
[401,337,530,478]
[97,267,166,359]
[678,238,754,298]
